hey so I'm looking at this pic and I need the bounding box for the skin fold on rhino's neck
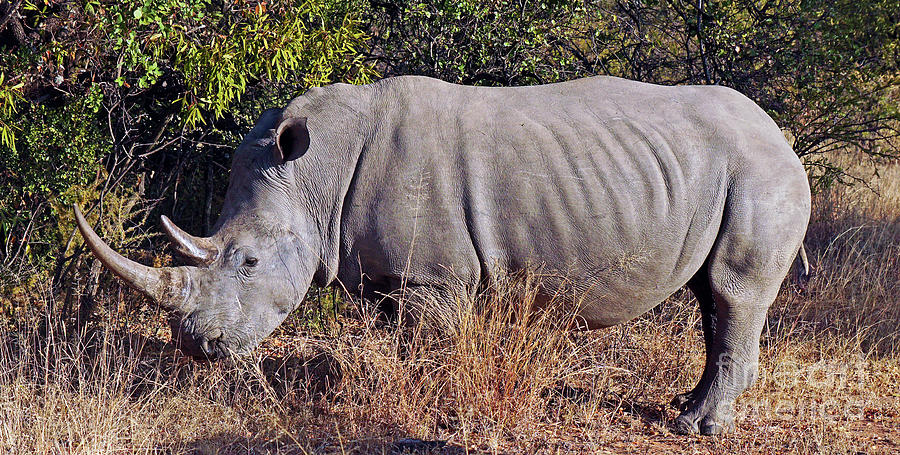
[282,83,378,288]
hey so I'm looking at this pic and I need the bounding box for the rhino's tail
[798,243,809,277]
[794,243,811,293]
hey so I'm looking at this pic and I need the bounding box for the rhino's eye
[244,257,258,267]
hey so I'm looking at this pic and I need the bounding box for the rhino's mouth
[171,317,242,360]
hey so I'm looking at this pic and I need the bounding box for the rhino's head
[75,108,331,359]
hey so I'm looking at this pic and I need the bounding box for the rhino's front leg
[383,279,474,328]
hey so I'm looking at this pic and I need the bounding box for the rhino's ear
[274,116,310,162]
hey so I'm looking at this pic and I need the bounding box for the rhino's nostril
[198,332,227,358]
[207,328,224,341]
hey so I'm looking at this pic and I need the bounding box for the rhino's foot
[673,408,734,436]
[670,390,695,412]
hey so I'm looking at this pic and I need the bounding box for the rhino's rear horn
[160,215,219,266]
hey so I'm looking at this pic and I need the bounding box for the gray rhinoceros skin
[79,75,811,435]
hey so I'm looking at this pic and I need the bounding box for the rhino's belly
[482,243,709,328]
[470,195,726,328]
[556,263,698,329]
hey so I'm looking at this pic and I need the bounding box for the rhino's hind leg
[671,264,718,412]
[672,283,773,435]
[673,182,809,435]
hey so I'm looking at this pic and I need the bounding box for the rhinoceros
[75,75,810,435]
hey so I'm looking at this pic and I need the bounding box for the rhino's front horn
[73,205,192,312]
[160,215,218,266]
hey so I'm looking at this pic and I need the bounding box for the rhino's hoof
[670,391,695,411]
[673,412,734,436]
[673,414,699,435]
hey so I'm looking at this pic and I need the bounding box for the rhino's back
[337,76,802,324]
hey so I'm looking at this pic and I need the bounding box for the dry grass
[1,159,898,454]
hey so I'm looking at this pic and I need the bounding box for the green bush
[365,0,589,84]
[0,0,374,292]
[0,0,896,321]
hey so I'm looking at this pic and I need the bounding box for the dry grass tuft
[0,158,898,454]
[794,159,900,355]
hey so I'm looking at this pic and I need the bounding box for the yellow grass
[1,158,898,454]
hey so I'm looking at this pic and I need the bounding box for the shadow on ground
[182,433,467,455]
[544,383,672,429]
